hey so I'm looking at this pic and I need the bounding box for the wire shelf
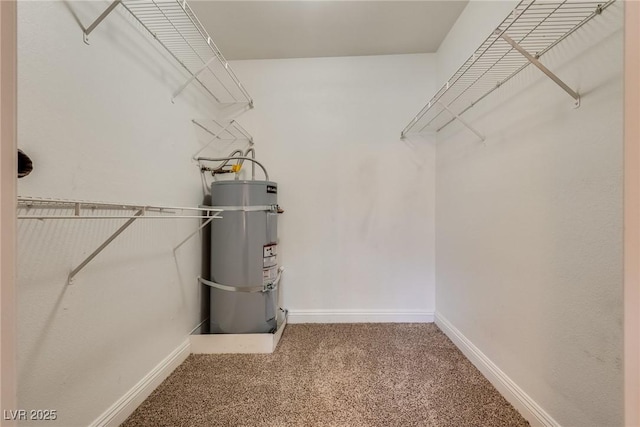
[191,118,253,159]
[85,0,253,106]
[192,119,253,143]
[18,196,223,284]
[401,0,615,138]
[17,196,221,220]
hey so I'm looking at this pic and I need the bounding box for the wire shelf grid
[401,0,614,138]
[87,0,253,106]
[17,196,222,220]
[192,119,253,143]
[18,196,223,284]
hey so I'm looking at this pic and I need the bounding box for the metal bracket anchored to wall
[498,31,581,108]
[172,57,220,103]
[83,0,121,44]
[68,208,145,284]
[436,101,486,142]
[80,0,254,106]
[191,119,255,160]
[173,211,223,252]
[399,0,611,139]
[17,197,223,285]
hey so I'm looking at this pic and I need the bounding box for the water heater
[204,180,281,333]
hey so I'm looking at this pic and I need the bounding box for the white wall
[16,1,624,425]
[435,1,624,426]
[1,0,18,423]
[436,0,517,83]
[229,54,437,322]
[16,2,238,425]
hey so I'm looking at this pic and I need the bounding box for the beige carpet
[122,324,529,427]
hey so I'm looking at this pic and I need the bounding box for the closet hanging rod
[83,0,253,107]
[18,216,216,220]
[18,196,223,284]
[400,0,615,139]
[18,196,222,220]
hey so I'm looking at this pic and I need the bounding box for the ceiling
[188,1,469,60]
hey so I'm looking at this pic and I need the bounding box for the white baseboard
[287,309,434,324]
[435,312,559,427]
[89,339,191,427]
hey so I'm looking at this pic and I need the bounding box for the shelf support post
[67,208,145,285]
[83,0,122,44]
[499,32,580,107]
[436,101,486,142]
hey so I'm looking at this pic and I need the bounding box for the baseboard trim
[89,339,191,427]
[287,309,434,324]
[435,312,559,427]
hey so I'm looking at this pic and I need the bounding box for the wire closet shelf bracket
[18,197,223,285]
[400,0,615,140]
[191,118,254,159]
[83,0,253,107]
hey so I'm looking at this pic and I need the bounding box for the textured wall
[15,1,625,425]
[230,54,438,321]
[436,0,517,82]
[435,2,624,425]
[16,1,241,425]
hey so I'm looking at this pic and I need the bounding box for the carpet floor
[122,323,529,427]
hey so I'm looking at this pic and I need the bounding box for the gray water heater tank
[207,180,279,333]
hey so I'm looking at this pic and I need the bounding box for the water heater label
[263,244,278,284]
[263,244,277,257]
[267,185,277,194]
[263,266,278,283]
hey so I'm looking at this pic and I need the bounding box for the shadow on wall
[200,194,212,334]
[60,1,247,119]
